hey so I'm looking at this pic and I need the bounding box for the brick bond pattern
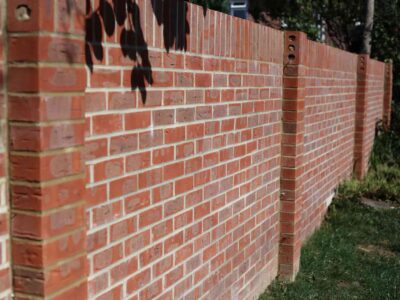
[302,40,359,241]
[85,3,284,299]
[0,1,393,300]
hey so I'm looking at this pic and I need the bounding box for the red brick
[139,206,163,228]
[8,66,86,93]
[94,158,124,182]
[153,109,175,126]
[93,114,123,134]
[185,55,203,70]
[8,95,84,122]
[12,204,85,239]
[10,151,83,181]
[126,151,151,172]
[195,73,212,87]
[139,243,163,266]
[126,268,151,293]
[11,177,85,211]
[125,191,150,214]
[125,111,151,130]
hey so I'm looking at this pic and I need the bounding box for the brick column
[383,60,393,130]
[0,0,12,298]
[354,55,369,179]
[7,1,87,299]
[279,31,307,280]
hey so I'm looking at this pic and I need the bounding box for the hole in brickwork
[288,35,296,41]
[288,54,296,63]
[16,5,31,21]
[359,56,366,71]
[288,45,295,52]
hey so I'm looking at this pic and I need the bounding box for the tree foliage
[249,0,365,51]
[249,0,399,100]
[372,0,400,93]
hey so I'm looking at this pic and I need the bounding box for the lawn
[260,199,400,300]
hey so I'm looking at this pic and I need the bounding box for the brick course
[0,1,393,299]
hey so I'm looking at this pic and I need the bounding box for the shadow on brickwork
[85,0,190,103]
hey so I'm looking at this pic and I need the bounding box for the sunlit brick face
[85,1,283,299]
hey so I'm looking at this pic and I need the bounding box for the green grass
[260,200,400,300]
[338,164,400,204]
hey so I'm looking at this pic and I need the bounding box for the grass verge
[260,200,400,300]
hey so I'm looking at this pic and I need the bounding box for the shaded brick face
[85,1,283,299]
[0,1,11,298]
[359,60,385,177]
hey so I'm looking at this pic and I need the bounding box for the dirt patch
[357,244,397,258]
[360,197,400,210]
[338,280,361,288]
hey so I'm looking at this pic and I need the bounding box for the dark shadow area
[85,0,190,103]
[151,0,190,51]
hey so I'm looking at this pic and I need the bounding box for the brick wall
[354,57,385,178]
[0,1,11,299]
[0,1,393,299]
[85,2,283,299]
[302,41,358,241]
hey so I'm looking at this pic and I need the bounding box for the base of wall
[325,192,335,208]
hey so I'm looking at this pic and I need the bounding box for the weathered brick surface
[0,1,392,299]
[0,0,11,298]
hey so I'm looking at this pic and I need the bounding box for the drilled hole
[16,4,31,21]
[288,54,296,62]
[288,35,296,41]
[288,45,295,52]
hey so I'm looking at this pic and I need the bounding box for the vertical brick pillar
[279,31,307,280]
[383,60,393,129]
[7,1,87,299]
[0,0,12,298]
[354,55,369,179]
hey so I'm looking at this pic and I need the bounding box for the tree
[361,0,375,54]
[248,0,366,52]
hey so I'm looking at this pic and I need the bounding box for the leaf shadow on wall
[85,0,190,103]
